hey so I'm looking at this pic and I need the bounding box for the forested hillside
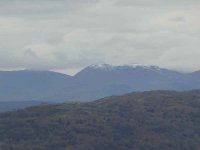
[0,90,200,150]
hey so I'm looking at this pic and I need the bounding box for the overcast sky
[0,0,200,75]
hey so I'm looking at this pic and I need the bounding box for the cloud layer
[0,0,200,74]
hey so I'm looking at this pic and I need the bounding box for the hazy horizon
[0,63,200,76]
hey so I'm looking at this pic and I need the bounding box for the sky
[0,0,200,75]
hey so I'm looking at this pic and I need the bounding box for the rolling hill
[0,90,200,150]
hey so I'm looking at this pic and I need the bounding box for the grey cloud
[0,0,99,19]
[169,17,186,22]
[115,0,199,7]
[0,0,199,74]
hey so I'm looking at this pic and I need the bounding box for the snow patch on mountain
[88,64,115,71]
[89,63,162,72]
[125,63,162,71]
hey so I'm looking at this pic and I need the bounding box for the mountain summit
[86,63,163,71]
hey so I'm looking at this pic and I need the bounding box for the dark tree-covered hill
[0,90,200,150]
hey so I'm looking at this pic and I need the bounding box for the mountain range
[0,64,200,103]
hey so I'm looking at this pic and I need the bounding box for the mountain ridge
[0,64,200,104]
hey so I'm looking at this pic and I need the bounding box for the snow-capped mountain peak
[88,63,162,71]
[88,64,115,71]
[125,63,162,70]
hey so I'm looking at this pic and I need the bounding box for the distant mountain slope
[0,64,200,104]
[0,90,200,150]
[72,64,200,100]
[0,70,73,102]
[0,101,45,112]
[75,64,182,90]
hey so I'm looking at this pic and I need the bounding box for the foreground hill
[1,64,200,105]
[0,90,200,150]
